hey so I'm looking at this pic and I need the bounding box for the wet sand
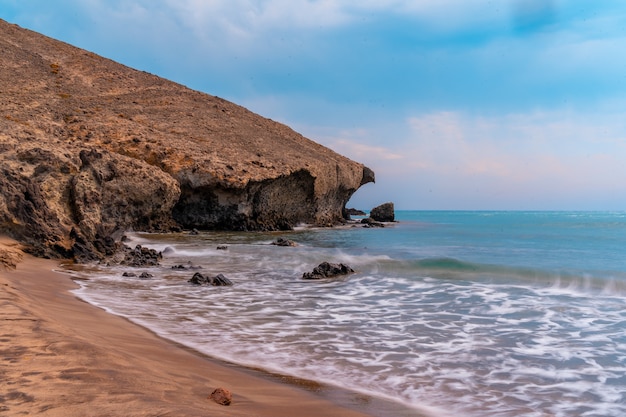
[0,238,421,417]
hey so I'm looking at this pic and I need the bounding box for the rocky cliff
[0,19,374,259]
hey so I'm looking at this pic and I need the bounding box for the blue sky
[2,0,626,210]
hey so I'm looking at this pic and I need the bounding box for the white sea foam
[70,223,626,417]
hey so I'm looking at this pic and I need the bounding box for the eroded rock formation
[0,19,374,259]
[370,202,395,222]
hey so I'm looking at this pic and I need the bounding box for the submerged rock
[122,271,153,279]
[302,262,355,280]
[271,237,298,247]
[188,272,233,286]
[172,263,202,270]
[361,217,385,228]
[162,246,175,255]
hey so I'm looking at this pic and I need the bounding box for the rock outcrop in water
[271,237,298,247]
[302,262,355,280]
[0,19,374,259]
[188,272,233,286]
[121,245,163,267]
[370,202,395,222]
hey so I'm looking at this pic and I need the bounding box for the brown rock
[0,244,23,270]
[0,19,375,259]
[208,387,232,406]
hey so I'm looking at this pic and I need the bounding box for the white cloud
[151,0,518,45]
[10,0,626,209]
[162,0,350,40]
[155,0,611,43]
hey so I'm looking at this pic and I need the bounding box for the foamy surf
[69,211,626,416]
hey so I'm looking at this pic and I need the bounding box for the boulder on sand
[208,387,232,406]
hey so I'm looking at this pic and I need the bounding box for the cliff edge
[0,19,374,259]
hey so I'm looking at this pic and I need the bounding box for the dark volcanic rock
[271,237,298,247]
[0,19,375,260]
[172,263,202,270]
[121,245,162,267]
[188,272,233,286]
[361,217,385,228]
[345,207,367,216]
[302,262,355,280]
[370,202,395,222]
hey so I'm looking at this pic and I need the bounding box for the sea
[65,211,626,417]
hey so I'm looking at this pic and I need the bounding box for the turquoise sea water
[68,211,626,416]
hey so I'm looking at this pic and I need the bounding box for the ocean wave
[372,256,626,296]
[66,214,626,416]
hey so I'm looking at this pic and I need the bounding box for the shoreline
[0,239,425,417]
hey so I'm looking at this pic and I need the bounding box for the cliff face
[0,19,374,259]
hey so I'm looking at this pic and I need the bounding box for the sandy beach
[0,238,414,417]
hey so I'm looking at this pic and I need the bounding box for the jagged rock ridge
[0,19,374,259]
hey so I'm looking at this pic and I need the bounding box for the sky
[2,0,626,210]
